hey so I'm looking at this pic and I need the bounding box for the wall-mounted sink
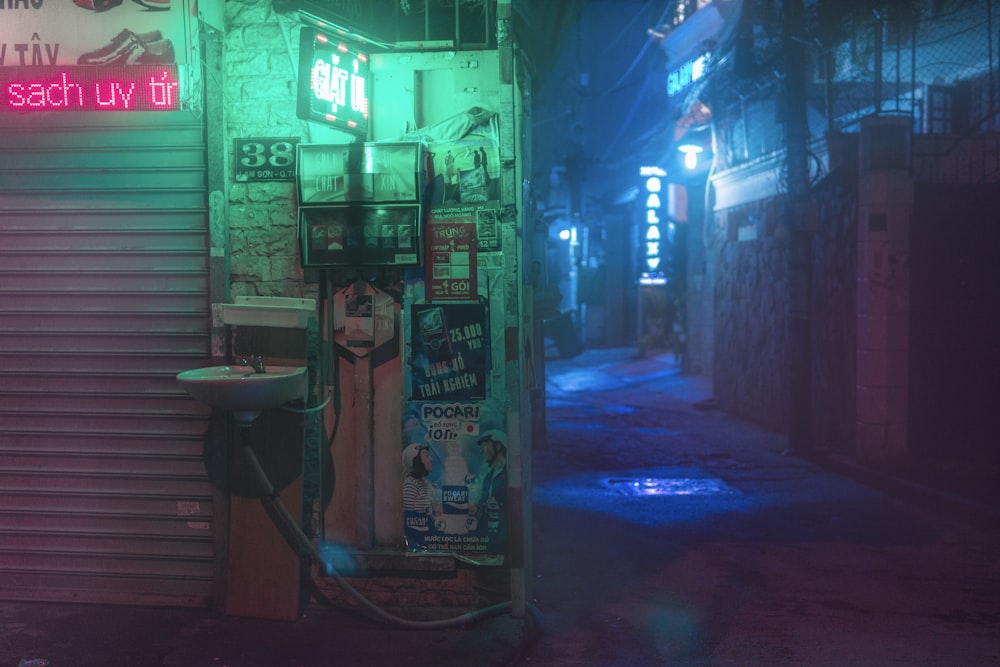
[177,365,308,426]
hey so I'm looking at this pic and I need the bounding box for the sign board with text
[409,302,488,401]
[234,138,299,182]
[1,66,180,112]
[296,27,369,135]
[426,206,478,301]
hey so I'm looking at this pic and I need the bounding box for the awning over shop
[659,0,743,69]
[657,0,744,106]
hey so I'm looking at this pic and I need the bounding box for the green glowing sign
[296,27,369,135]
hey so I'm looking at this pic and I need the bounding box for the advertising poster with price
[426,206,478,301]
[409,303,488,401]
[401,400,507,560]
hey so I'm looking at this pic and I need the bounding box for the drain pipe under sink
[239,435,515,629]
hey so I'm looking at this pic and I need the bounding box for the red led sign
[1,66,181,112]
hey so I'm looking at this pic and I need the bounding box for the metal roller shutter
[0,111,214,607]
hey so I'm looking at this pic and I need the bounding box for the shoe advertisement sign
[402,401,507,562]
[0,0,187,68]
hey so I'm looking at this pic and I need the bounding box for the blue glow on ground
[547,422,678,436]
[602,405,638,415]
[605,477,739,496]
[634,426,681,436]
[533,468,758,527]
[548,421,610,431]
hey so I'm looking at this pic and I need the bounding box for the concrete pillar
[855,116,913,464]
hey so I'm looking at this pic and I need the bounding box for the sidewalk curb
[805,450,1000,530]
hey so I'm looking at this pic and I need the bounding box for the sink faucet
[240,354,266,373]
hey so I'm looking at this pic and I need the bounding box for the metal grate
[0,112,214,608]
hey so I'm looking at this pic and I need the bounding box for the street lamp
[677,144,704,170]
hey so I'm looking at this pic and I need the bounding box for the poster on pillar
[428,200,500,255]
[332,282,395,356]
[401,401,507,561]
[425,143,500,206]
[409,302,488,401]
[425,206,478,301]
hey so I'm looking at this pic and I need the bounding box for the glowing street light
[677,144,703,170]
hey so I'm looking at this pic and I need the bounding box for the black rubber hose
[240,437,514,629]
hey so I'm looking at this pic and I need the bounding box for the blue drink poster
[402,401,507,560]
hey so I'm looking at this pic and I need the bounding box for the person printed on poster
[469,430,507,552]
[478,147,489,184]
[402,444,443,537]
[427,143,499,204]
[401,403,509,557]
[444,150,456,185]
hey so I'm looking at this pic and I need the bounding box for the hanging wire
[595,2,675,159]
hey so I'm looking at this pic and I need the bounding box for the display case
[296,142,424,204]
[300,204,422,268]
[364,142,424,202]
[297,143,371,204]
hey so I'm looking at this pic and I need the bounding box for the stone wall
[225,0,310,299]
[711,158,858,449]
[712,205,790,432]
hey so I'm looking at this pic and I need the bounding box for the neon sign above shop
[1,65,181,112]
[667,52,710,97]
[639,166,667,285]
[296,27,369,135]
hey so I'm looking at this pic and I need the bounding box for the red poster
[426,206,478,301]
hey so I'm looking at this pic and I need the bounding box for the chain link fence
[717,0,998,170]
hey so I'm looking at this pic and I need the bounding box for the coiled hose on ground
[240,436,520,630]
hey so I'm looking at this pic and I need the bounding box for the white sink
[177,365,308,426]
